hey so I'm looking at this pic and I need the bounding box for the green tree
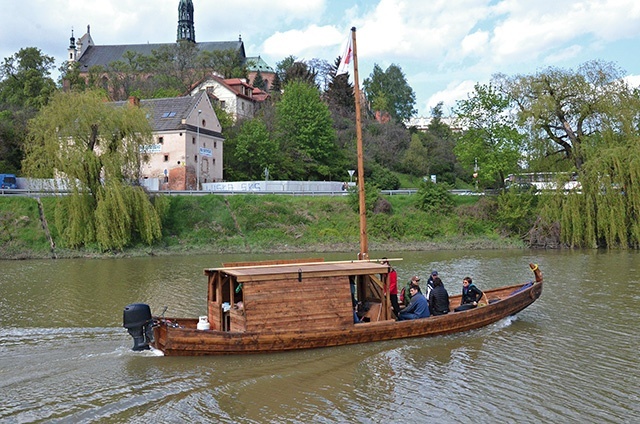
[275,80,337,179]
[0,110,22,173]
[540,85,640,248]
[400,134,430,177]
[252,70,267,91]
[275,56,297,81]
[284,61,317,87]
[22,90,162,250]
[198,48,248,79]
[233,118,279,179]
[326,56,354,113]
[0,47,57,173]
[496,60,630,170]
[422,103,459,185]
[363,120,411,172]
[454,83,524,188]
[362,63,416,122]
[0,47,57,109]
[58,61,87,92]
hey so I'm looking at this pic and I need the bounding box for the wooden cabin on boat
[206,259,394,333]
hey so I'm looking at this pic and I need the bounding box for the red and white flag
[336,36,353,76]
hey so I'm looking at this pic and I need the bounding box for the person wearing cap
[426,270,438,298]
[397,284,430,320]
[428,276,450,315]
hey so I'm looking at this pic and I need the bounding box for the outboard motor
[123,303,154,351]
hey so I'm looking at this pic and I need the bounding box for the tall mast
[351,27,368,260]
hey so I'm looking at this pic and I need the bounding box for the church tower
[177,0,195,43]
[68,29,77,62]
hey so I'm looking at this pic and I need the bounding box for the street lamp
[196,110,201,190]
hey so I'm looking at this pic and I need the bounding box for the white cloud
[460,30,490,58]
[423,80,479,116]
[262,25,344,58]
[624,74,640,88]
[2,0,640,116]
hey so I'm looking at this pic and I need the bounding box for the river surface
[1,249,638,423]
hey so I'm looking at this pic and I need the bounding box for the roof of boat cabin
[205,260,391,282]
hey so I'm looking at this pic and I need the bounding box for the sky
[2,0,640,117]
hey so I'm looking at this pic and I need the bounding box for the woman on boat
[428,277,450,315]
[460,277,484,306]
[397,285,430,320]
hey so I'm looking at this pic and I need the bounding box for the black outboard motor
[123,303,154,351]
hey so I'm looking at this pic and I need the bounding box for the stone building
[114,91,224,190]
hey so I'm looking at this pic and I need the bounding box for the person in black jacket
[461,277,484,306]
[429,277,450,315]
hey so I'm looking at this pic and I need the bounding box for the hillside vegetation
[0,193,526,260]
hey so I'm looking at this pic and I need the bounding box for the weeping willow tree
[539,85,640,248]
[23,89,162,250]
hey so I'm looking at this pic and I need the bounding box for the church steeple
[68,28,77,62]
[177,0,195,43]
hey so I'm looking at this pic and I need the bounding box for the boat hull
[151,280,543,356]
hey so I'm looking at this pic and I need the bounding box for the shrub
[415,180,454,215]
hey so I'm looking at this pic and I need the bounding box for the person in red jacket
[382,258,400,318]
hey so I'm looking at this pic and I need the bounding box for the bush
[347,182,381,215]
[366,162,400,190]
[495,189,538,237]
[415,180,454,215]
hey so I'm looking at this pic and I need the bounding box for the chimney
[128,96,140,107]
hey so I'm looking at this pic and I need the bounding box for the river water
[1,249,638,423]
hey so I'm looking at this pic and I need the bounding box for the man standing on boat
[398,285,430,320]
[382,258,400,318]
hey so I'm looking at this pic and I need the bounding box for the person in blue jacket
[397,285,430,320]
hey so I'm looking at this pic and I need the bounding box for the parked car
[0,174,18,189]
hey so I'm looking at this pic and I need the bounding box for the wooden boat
[122,28,543,355]
[123,260,543,356]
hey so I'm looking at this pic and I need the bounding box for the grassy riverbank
[0,193,525,260]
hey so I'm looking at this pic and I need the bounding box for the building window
[164,155,169,162]
[214,141,217,149]
[201,119,206,127]
[220,100,226,108]
[213,158,216,165]
[158,136,164,144]
[192,137,195,144]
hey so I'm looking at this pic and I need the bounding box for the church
[67,0,275,92]
[64,0,275,190]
